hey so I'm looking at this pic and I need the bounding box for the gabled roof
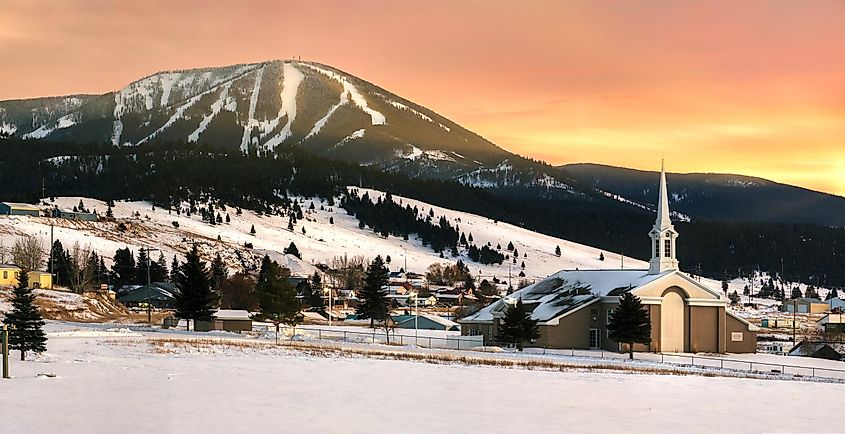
[460,269,671,324]
[118,285,176,303]
[1,202,40,211]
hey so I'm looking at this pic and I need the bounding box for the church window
[664,238,671,258]
[654,239,660,258]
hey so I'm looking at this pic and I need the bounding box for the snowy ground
[1,322,843,433]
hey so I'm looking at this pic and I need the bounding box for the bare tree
[68,242,94,293]
[328,254,366,290]
[11,235,46,271]
[0,240,8,263]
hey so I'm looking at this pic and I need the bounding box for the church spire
[648,160,679,275]
[656,159,671,230]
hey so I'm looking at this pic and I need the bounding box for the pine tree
[225,213,231,223]
[607,292,652,359]
[174,245,217,328]
[105,203,114,218]
[599,252,605,261]
[356,256,389,328]
[255,261,302,344]
[250,224,256,235]
[3,271,47,360]
[210,253,228,288]
[169,255,180,283]
[258,254,272,284]
[555,245,561,256]
[494,298,539,351]
[111,247,136,289]
[507,241,514,251]
[729,290,741,305]
[284,242,301,259]
[329,216,334,224]
[135,248,150,285]
[826,288,839,301]
[308,271,324,311]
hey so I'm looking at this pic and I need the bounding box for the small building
[0,202,41,217]
[195,309,253,333]
[817,313,845,333]
[407,294,438,307]
[0,265,52,289]
[58,209,98,222]
[781,298,828,314]
[759,341,791,356]
[435,292,464,306]
[788,341,845,361]
[117,282,177,308]
[392,314,460,331]
[827,297,845,312]
[760,318,797,329]
[0,264,20,286]
[27,271,53,289]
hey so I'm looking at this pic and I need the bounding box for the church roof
[460,269,671,324]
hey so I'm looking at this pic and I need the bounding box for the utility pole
[620,251,624,270]
[2,324,9,379]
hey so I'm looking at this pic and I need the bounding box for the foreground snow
[1,322,841,433]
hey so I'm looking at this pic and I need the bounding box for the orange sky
[1,0,843,196]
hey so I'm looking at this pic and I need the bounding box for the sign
[731,332,744,342]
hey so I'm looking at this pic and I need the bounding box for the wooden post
[2,324,9,379]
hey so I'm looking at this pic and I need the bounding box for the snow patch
[262,63,306,150]
[302,63,386,127]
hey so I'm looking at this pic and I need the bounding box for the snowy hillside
[0,189,659,286]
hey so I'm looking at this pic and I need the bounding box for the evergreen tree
[356,256,390,328]
[255,261,302,344]
[105,203,114,218]
[258,254,272,284]
[3,271,47,360]
[826,288,839,301]
[284,242,301,259]
[210,253,228,288]
[329,216,334,224]
[507,241,514,251]
[174,245,217,328]
[135,248,150,285]
[729,290,741,305]
[225,213,231,223]
[555,245,561,256]
[790,287,803,299]
[153,252,168,282]
[50,240,71,286]
[308,271,324,310]
[494,298,539,351]
[607,292,652,359]
[111,247,136,289]
[169,255,180,283]
[250,224,256,235]
[599,252,605,261]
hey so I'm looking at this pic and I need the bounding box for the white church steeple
[648,160,679,275]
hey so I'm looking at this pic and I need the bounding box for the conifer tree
[729,290,741,305]
[3,271,47,360]
[284,242,301,259]
[308,271,324,310]
[169,255,180,282]
[211,253,228,288]
[250,224,256,235]
[607,292,652,359]
[255,261,302,344]
[599,252,605,261]
[356,256,389,328]
[174,245,217,329]
[225,213,231,223]
[258,254,272,284]
[555,245,561,256]
[111,247,136,289]
[495,298,539,351]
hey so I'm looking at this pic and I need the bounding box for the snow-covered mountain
[0,60,572,189]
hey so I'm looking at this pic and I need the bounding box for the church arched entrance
[661,291,685,352]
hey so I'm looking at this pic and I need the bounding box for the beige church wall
[726,315,757,353]
[689,306,721,353]
[636,274,718,300]
[533,307,592,349]
[659,287,689,352]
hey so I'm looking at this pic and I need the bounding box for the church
[459,162,758,353]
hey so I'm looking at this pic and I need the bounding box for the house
[57,209,98,222]
[759,341,791,356]
[392,314,460,331]
[407,294,438,307]
[781,298,828,314]
[27,271,53,289]
[817,313,845,333]
[0,202,41,216]
[760,318,797,329]
[459,162,758,354]
[827,297,845,312]
[435,292,464,306]
[117,282,177,308]
[788,341,845,361]
[195,309,253,333]
[0,264,19,286]
[383,282,413,295]
[0,265,52,289]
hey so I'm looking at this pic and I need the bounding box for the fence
[521,347,845,380]
[292,326,484,350]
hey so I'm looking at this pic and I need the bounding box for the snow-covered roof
[1,202,40,211]
[460,269,668,324]
[213,309,252,320]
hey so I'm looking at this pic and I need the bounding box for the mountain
[0,60,574,191]
[564,163,845,227]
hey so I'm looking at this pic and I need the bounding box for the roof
[788,341,845,357]
[214,309,252,320]
[0,263,21,269]
[1,202,40,211]
[117,285,177,303]
[818,313,845,324]
[789,297,823,304]
[460,269,669,324]
[393,314,459,329]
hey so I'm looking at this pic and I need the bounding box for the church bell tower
[648,160,679,275]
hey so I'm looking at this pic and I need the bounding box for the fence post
[319,330,322,341]
[429,337,432,348]
[812,368,815,377]
[2,324,8,379]
[661,353,664,363]
[720,359,723,369]
[571,348,574,357]
[343,331,347,342]
[457,339,460,350]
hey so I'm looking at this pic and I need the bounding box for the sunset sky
[1,0,843,196]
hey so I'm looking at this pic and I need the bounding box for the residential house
[459,162,758,354]
[781,298,828,314]
[788,341,845,361]
[817,313,845,333]
[117,282,178,308]
[0,264,52,289]
[0,202,41,216]
[57,209,98,222]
